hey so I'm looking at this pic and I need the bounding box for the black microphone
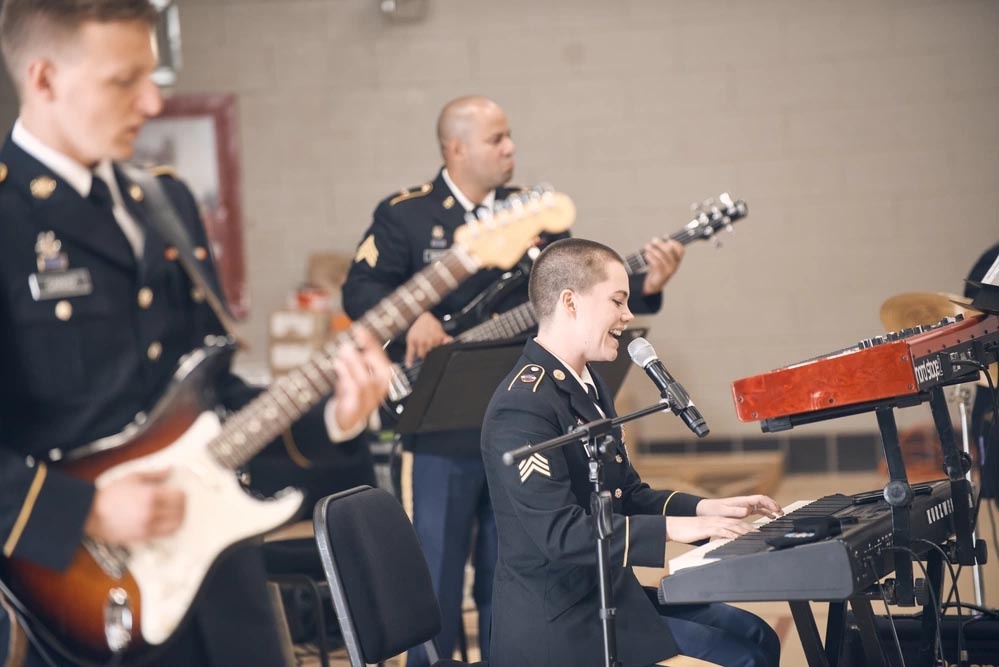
[627,337,709,438]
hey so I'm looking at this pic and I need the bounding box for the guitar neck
[457,300,538,343]
[623,227,698,275]
[210,247,480,468]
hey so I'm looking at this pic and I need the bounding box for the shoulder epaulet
[149,165,180,179]
[507,364,546,393]
[389,182,433,206]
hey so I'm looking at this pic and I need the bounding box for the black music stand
[395,328,648,435]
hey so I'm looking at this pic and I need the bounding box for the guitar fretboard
[398,300,538,386]
[209,247,480,469]
[624,227,703,275]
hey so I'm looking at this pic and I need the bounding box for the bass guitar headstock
[684,192,747,247]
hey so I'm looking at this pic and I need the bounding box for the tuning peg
[508,194,527,216]
[522,191,544,214]
[718,192,734,210]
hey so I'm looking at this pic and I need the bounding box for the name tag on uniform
[423,249,450,264]
[28,268,94,301]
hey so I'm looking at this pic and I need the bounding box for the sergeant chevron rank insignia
[354,234,379,268]
[518,453,551,483]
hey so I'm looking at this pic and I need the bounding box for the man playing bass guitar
[342,95,683,666]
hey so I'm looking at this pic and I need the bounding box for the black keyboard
[659,481,955,604]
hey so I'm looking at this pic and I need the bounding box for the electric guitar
[3,188,575,662]
[385,193,747,416]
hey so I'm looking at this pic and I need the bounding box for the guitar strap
[120,164,247,349]
[1,594,27,667]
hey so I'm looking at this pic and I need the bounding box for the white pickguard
[95,411,304,645]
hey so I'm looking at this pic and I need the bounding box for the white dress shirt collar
[442,167,496,212]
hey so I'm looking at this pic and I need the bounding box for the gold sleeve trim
[3,464,48,557]
[400,451,414,520]
[282,430,312,469]
[662,490,679,516]
[622,516,631,567]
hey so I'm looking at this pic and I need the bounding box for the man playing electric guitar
[0,2,392,665]
[342,95,683,666]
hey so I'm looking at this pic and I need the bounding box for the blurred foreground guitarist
[0,2,391,665]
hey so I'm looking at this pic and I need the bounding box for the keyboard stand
[789,598,886,667]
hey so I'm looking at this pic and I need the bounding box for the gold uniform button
[615,455,624,464]
[0,162,7,183]
[128,184,144,201]
[191,287,206,303]
[193,246,208,261]
[54,300,72,321]
[137,287,154,309]
[614,488,622,499]
[147,341,163,361]
[30,175,56,199]
[164,247,179,261]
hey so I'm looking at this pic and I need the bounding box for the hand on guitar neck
[404,311,454,367]
[329,328,394,432]
[640,238,685,296]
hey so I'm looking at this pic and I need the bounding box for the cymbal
[880,291,996,387]
[880,291,973,331]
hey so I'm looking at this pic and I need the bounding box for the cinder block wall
[1,0,995,442]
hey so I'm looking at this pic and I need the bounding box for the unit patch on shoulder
[518,453,551,483]
[508,364,545,392]
[354,234,379,268]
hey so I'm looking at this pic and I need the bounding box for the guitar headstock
[685,192,748,246]
[454,186,575,269]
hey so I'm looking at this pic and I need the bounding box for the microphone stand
[502,400,676,667]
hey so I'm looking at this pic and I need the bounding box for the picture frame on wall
[133,94,249,319]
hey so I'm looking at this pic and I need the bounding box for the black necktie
[89,174,133,259]
[89,175,114,210]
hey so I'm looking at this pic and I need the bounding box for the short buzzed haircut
[0,0,158,92]
[529,238,625,323]
[436,95,494,155]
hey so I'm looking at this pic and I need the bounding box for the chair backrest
[313,485,443,666]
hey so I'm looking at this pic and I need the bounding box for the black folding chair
[313,485,483,666]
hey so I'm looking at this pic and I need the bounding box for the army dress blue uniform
[481,339,780,667]
[0,132,335,666]
[342,169,664,664]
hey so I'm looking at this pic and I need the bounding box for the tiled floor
[301,471,999,666]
